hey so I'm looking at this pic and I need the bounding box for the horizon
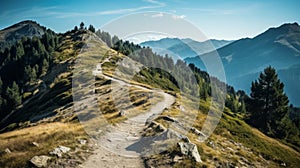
[1,19,298,44]
[1,0,300,42]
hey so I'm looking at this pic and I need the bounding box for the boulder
[30,155,51,168]
[49,146,70,157]
[178,142,202,163]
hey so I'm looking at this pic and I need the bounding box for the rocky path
[80,66,175,168]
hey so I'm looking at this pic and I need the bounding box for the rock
[177,142,202,163]
[49,146,71,157]
[30,155,51,168]
[154,129,185,141]
[208,141,215,149]
[182,136,191,143]
[4,148,11,153]
[119,111,125,117]
[32,142,39,147]
[280,162,286,167]
[173,155,183,162]
[78,139,87,145]
[190,127,206,137]
[180,105,185,112]
[149,121,166,132]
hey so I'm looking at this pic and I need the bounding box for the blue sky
[1,0,299,41]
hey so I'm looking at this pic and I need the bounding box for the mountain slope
[0,20,46,50]
[140,38,232,60]
[185,22,300,106]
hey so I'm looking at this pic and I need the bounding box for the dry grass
[0,122,88,168]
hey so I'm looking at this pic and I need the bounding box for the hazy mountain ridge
[140,38,233,60]
[185,22,300,106]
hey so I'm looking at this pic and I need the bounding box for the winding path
[81,65,175,168]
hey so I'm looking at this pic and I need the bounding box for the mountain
[0,20,46,50]
[185,22,300,106]
[140,38,233,60]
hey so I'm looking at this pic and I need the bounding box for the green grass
[133,68,180,92]
[216,109,300,167]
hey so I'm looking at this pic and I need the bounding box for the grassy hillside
[143,98,300,167]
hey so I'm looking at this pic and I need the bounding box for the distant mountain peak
[1,20,41,31]
[0,20,46,49]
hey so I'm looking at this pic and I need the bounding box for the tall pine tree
[249,66,290,138]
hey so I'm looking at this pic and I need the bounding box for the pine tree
[88,24,95,33]
[249,66,290,137]
[112,35,119,46]
[5,81,22,109]
[80,22,85,30]
[0,77,2,94]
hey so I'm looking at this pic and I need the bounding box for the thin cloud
[172,15,186,20]
[0,0,166,20]
[151,13,164,18]
[48,0,165,18]
[181,4,259,15]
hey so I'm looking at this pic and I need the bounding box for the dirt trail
[81,68,175,168]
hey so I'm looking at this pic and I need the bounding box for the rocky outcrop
[30,155,51,168]
[177,142,202,163]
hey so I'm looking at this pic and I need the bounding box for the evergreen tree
[41,59,49,76]
[74,26,78,31]
[249,66,290,137]
[0,77,2,94]
[5,81,22,109]
[80,22,85,30]
[88,24,96,33]
[112,35,119,46]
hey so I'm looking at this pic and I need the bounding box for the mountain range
[185,23,300,106]
[140,38,232,60]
